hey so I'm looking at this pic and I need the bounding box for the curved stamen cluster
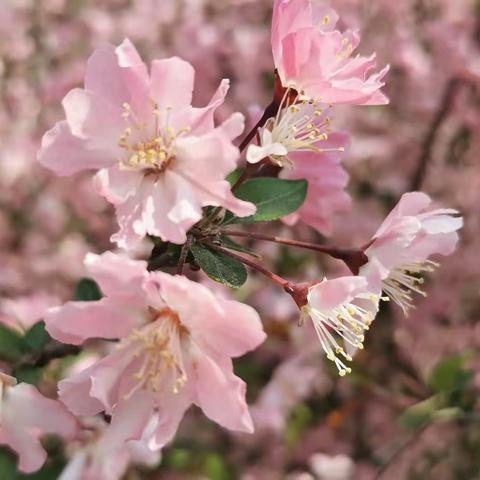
[303,298,376,376]
[382,260,439,314]
[118,102,191,174]
[123,309,189,396]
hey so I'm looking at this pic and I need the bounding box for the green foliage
[191,245,247,288]
[74,278,102,301]
[219,236,259,257]
[0,449,17,480]
[204,453,232,480]
[428,354,473,395]
[13,366,43,386]
[23,322,50,353]
[399,395,445,429]
[286,403,313,447]
[0,324,30,363]
[224,178,308,225]
[400,354,474,431]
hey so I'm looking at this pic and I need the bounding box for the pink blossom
[59,416,160,480]
[272,0,389,104]
[45,252,266,450]
[0,293,59,332]
[298,277,379,376]
[360,192,463,314]
[38,39,255,249]
[246,102,350,235]
[0,373,78,474]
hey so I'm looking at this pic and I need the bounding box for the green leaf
[204,453,232,480]
[190,245,247,289]
[0,324,29,362]
[399,395,444,430]
[74,278,102,301]
[0,448,18,479]
[428,354,473,394]
[13,366,43,386]
[224,178,308,224]
[219,236,259,257]
[23,322,51,352]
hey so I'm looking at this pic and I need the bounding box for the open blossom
[0,373,78,473]
[38,39,255,249]
[45,252,266,450]
[294,277,379,376]
[247,99,350,235]
[360,192,463,314]
[272,0,389,104]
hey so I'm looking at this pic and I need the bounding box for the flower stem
[205,242,290,289]
[177,235,193,275]
[220,229,369,274]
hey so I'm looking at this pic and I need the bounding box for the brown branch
[220,229,369,274]
[410,78,463,190]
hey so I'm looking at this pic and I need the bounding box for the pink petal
[308,277,368,312]
[45,297,144,345]
[83,252,147,298]
[191,348,254,433]
[38,121,116,176]
[150,57,195,109]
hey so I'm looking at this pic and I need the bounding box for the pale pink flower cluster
[2,0,461,475]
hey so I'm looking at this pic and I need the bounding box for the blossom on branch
[45,252,266,452]
[247,99,350,235]
[38,39,255,249]
[360,192,463,314]
[289,277,379,376]
[272,0,389,104]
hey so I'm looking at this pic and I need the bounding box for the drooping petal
[191,349,254,433]
[308,277,368,312]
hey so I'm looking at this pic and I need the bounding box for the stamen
[382,260,440,314]
[121,309,189,398]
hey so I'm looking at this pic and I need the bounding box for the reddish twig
[220,229,369,274]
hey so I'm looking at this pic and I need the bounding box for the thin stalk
[205,242,289,288]
[220,229,368,274]
[177,235,193,275]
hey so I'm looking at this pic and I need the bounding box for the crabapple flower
[38,39,255,249]
[272,0,389,104]
[292,277,379,376]
[360,192,463,314]
[59,416,160,480]
[0,373,78,474]
[45,252,266,450]
[246,100,350,235]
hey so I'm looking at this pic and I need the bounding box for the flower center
[382,260,439,314]
[266,89,344,168]
[305,297,376,376]
[118,102,191,176]
[125,308,189,396]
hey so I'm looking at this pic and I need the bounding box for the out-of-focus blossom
[252,356,318,431]
[59,416,160,480]
[310,452,354,480]
[360,192,463,314]
[38,39,255,248]
[0,373,78,474]
[45,252,265,450]
[247,101,350,235]
[295,277,379,375]
[271,0,389,104]
[0,293,59,332]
